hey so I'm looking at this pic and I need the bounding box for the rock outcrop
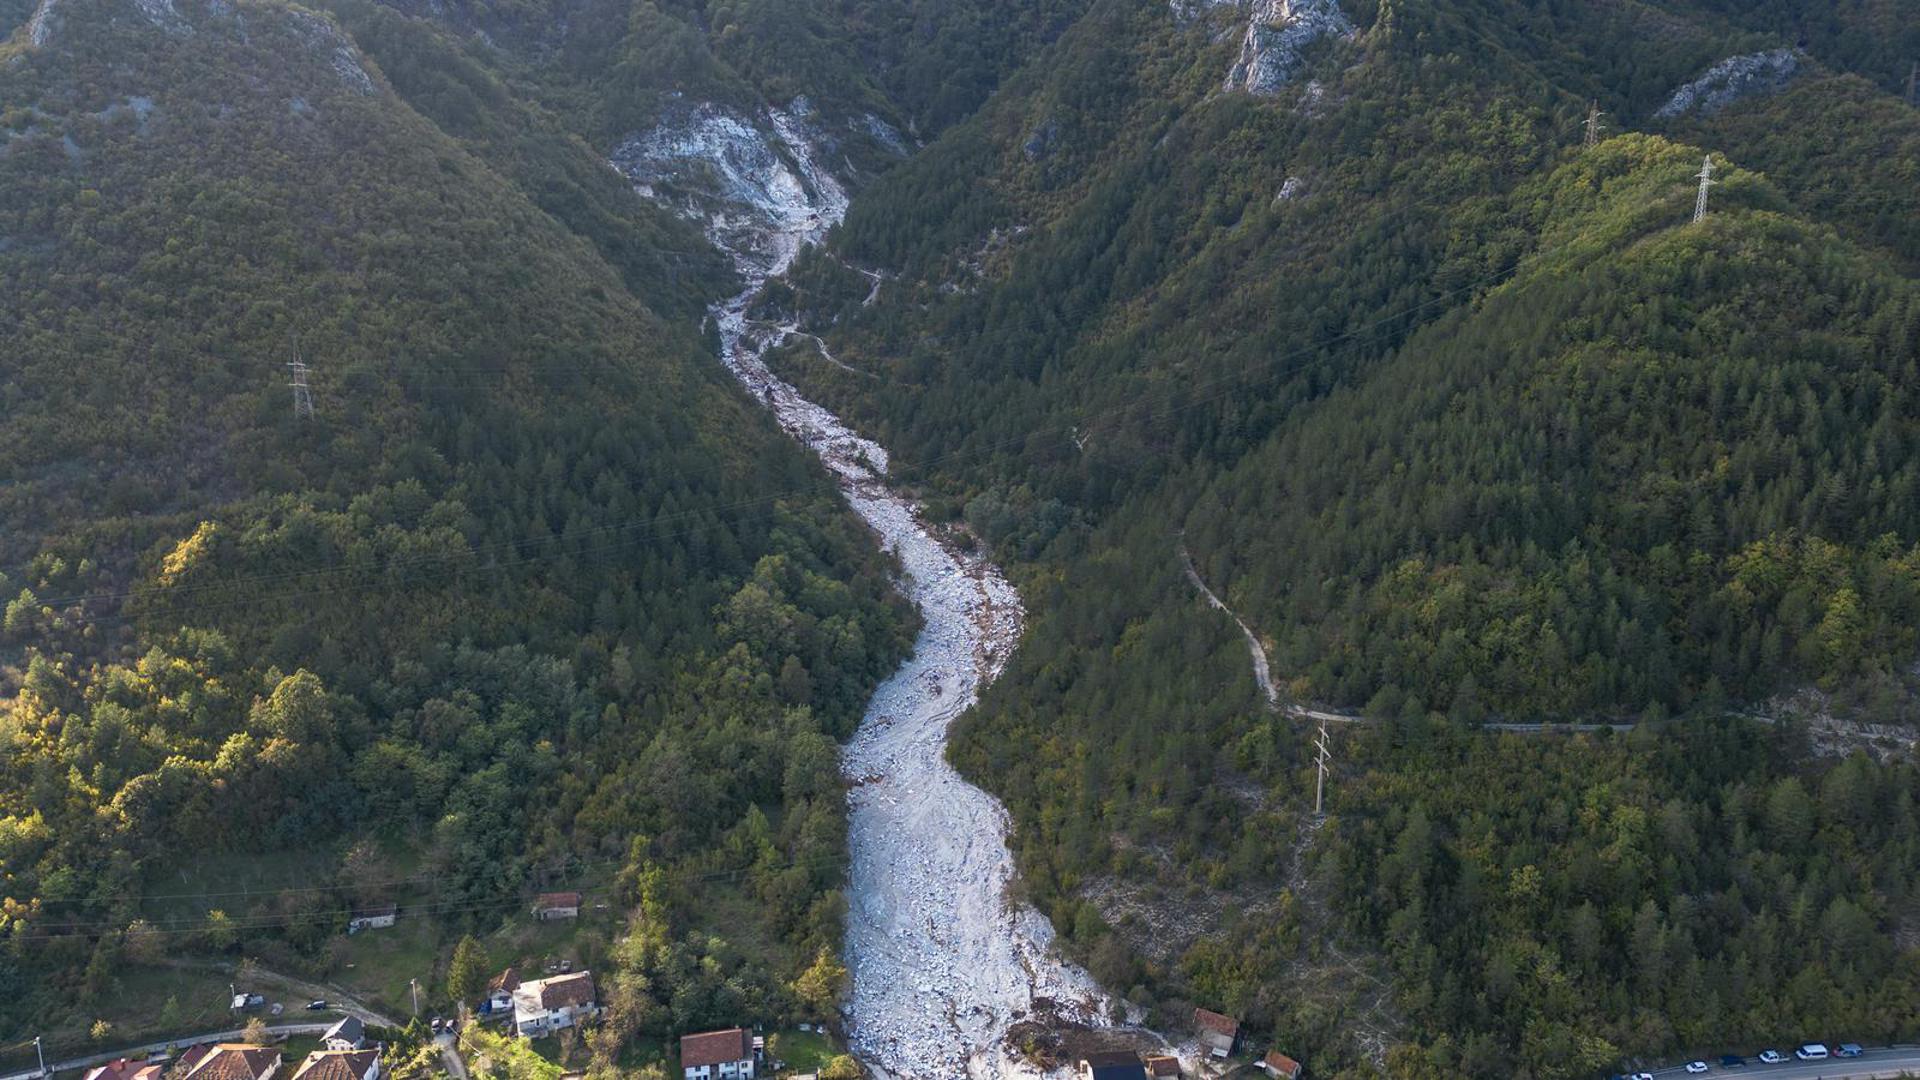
[1224,0,1352,95]
[1654,48,1803,119]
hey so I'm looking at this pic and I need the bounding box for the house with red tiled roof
[173,1045,218,1076]
[290,1049,382,1080]
[512,971,597,1037]
[679,1028,755,1080]
[1144,1054,1181,1077]
[1260,1050,1303,1079]
[1193,1008,1239,1059]
[483,966,521,1014]
[83,1058,163,1080]
[182,1044,282,1080]
[532,892,582,920]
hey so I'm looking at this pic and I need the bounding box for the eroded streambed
[612,101,1117,1077]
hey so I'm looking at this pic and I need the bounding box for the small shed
[532,892,582,921]
[1193,1008,1240,1059]
[1261,1050,1303,1079]
[347,904,397,933]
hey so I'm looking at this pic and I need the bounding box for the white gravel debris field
[613,101,1125,1078]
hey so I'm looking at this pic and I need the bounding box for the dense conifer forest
[4,0,1920,1074]
[764,0,1920,1073]
[0,0,920,1062]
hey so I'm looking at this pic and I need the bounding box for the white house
[346,905,396,933]
[512,971,598,1038]
[679,1029,755,1080]
[482,967,521,1015]
[322,1016,365,1052]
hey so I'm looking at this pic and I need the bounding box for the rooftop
[680,1028,753,1068]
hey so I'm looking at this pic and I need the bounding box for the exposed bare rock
[610,99,843,279]
[1224,0,1352,95]
[1654,48,1803,119]
[131,0,187,33]
[626,95,1153,1079]
[283,10,377,94]
[26,0,65,46]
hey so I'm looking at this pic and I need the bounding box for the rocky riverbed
[613,102,1123,1077]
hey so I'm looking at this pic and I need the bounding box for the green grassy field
[766,1028,840,1073]
[333,918,445,1018]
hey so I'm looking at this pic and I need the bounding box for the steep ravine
[611,105,1125,1077]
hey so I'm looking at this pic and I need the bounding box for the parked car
[1720,1054,1746,1067]
[1796,1044,1829,1060]
[305,1000,328,1011]
[1837,1044,1863,1058]
[1757,1050,1785,1064]
[1685,1062,1708,1075]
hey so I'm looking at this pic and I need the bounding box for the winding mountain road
[1181,542,1638,735]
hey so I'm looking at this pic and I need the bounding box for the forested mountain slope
[0,0,912,1057]
[758,0,1920,1073]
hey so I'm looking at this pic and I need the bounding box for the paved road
[1637,1046,1920,1080]
[1,1025,333,1080]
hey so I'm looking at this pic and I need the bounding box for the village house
[83,1058,163,1080]
[1077,1051,1148,1080]
[323,1016,366,1052]
[1193,1009,1240,1060]
[483,967,521,1015]
[347,904,397,934]
[678,1028,755,1080]
[291,1049,382,1080]
[182,1044,282,1080]
[532,892,582,920]
[1260,1050,1303,1079]
[512,971,598,1037]
[1144,1054,1181,1077]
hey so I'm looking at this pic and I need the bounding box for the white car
[1685,1064,1708,1075]
[1796,1044,1830,1061]
[1757,1050,1785,1064]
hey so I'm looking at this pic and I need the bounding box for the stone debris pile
[621,97,1129,1078]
